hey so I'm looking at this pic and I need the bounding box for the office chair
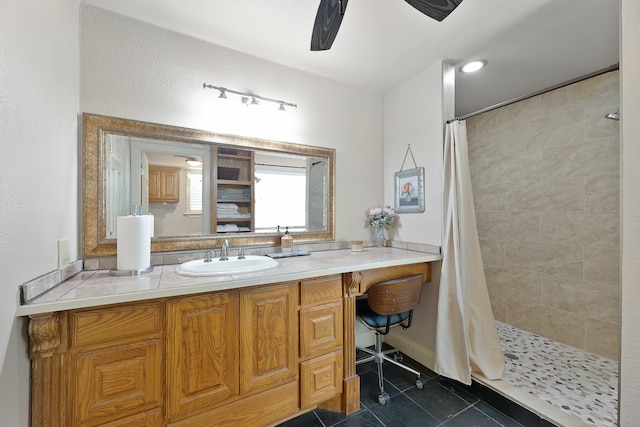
[356,273,426,405]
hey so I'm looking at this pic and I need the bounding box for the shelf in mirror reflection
[82,113,335,257]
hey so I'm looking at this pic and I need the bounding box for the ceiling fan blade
[311,0,348,51]
[404,0,462,22]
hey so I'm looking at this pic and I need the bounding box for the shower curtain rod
[446,63,619,124]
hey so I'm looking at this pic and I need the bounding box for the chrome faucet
[220,239,229,261]
[204,250,214,263]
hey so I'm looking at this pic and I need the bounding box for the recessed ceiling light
[459,59,488,73]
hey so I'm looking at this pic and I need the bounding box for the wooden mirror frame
[82,113,335,258]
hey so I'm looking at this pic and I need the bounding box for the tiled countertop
[17,247,441,317]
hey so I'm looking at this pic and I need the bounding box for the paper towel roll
[116,215,154,271]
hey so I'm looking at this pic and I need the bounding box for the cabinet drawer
[71,301,162,347]
[300,275,342,306]
[300,301,343,359]
[73,339,162,424]
[300,350,343,408]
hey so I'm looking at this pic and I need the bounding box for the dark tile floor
[278,348,558,427]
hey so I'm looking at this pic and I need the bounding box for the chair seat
[356,298,411,330]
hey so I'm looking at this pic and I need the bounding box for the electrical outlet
[58,238,70,268]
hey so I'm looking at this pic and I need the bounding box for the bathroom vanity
[19,248,439,427]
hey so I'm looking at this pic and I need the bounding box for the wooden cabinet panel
[163,170,180,201]
[300,301,343,360]
[148,166,180,202]
[148,169,161,201]
[166,292,240,420]
[167,382,299,427]
[73,339,162,425]
[71,302,162,347]
[240,283,299,395]
[300,275,342,307]
[97,408,161,427]
[300,350,343,409]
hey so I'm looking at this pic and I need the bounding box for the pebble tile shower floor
[496,321,618,427]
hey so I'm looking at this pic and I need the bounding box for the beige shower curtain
[434,120,505,385]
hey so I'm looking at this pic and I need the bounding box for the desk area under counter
[18,247,441,427]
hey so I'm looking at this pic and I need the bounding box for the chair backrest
[366,274,424,316]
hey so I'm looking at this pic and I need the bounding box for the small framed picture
[394,167,425,213]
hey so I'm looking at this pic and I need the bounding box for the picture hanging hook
[399,144,418,171]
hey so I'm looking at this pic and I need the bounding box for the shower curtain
[435,120,505,385]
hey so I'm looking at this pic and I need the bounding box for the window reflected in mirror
[83,113,335,257]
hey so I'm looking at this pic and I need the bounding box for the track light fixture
[203,83,297,111]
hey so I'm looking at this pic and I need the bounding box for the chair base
[356,332,426,404]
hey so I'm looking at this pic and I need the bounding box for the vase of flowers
[367,205,398,246]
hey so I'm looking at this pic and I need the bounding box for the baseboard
[383,333,435,372]
[355,318,376,348]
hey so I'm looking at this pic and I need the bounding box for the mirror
[82,113,335,257]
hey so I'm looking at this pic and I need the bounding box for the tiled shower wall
[466,71,620,359]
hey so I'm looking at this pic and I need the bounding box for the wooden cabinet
[213,147,254,233]
[148,165,180,202]
[69,301,164,426]
[299,275,343,409]
[300,350,343,408]
[240,283,298,395]
[27,263,432,426]
[166,292,239,421]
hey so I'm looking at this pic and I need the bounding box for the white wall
[80,5,385,242]
[383,62,445,245]
[382,61,446,361]
[0,0,80,425]
[619,0,640,423]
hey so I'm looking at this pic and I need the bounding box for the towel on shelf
[217,189,251,200]
[216,202,250,219]
[217,203,239,210]
[217,203,239,216]
[216,224,252,233]
[217,224,239,232]
[216,213,251,219]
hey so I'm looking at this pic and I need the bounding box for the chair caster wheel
[416,378,426,389]
[378,392,390,405]
[393,352,403,362]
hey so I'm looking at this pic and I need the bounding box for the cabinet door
[70,302,164,426]
[73,340,162,425]
[300,350,343,409]
[148,169,162,201]
[300,301,343,360]
[162,169,180,201]
[148,166,180,202]
[166,292,239,421]
[240,283,299,395]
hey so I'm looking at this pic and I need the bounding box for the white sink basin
[176,255,278,277]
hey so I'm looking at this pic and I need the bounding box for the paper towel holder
[110,206,154,276]
[109,266,154,277]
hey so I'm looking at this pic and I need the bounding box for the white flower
[367,205,398,229]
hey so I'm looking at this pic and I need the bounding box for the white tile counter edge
[16,248,441,317]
